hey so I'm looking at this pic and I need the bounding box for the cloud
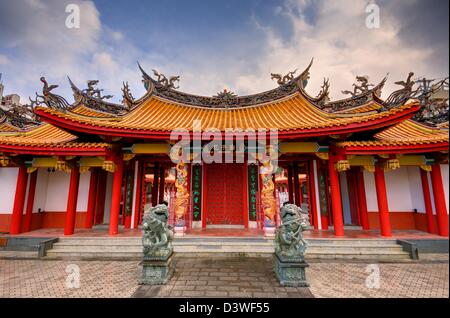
[234,0,445,99]
[0,0,447,104]
[0,55,10,65]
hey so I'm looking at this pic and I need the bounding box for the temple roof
[0,61,447,155]
[0,124,111,155]
[34,93,419,138]
[337,119,449,153]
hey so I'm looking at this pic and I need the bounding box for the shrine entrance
[204,163,247,228]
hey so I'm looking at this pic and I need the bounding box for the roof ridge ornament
[68,77,129,116]
[384,72,418,108]
[152,69,180,90]
[82,80,113,100]
[271,69,298,86]
[342,76,374,97]
[412,76,449,126]
[214,88,237,98]
[0,102,41,130]
[30,77,71,112]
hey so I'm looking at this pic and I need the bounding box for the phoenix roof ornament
[30,77,71,112]
[384,72,418,108]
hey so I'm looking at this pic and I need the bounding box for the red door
[204,164,245,226]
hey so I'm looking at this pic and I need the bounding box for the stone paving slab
[0,254,448,298]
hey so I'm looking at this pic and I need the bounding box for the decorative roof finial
[271,69,298,86]
[342,76,374,97]
[82,80,113,100]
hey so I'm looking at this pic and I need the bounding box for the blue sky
[0,0,448,104]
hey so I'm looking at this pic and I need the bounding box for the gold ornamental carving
[335,160,350,172]
[260,160,276,222]
[102,160,116,172]
[383,159,400,171]
[0,156,11,167]
[174,161,190,222]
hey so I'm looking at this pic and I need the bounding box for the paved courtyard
[0,255,448,298]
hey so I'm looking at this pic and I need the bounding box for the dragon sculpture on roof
[342,76,374,97]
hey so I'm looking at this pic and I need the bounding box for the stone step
[54,237,399,246]
[44,236,412,261]
[0,250,39,259]
[50,243,403,253]
[44,250,410,261]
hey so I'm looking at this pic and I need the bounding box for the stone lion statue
[275,203,310,260]
[142,204,174,258]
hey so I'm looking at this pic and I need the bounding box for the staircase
[44,236,413,261]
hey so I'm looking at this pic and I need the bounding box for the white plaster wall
[339,172,351,224]
[33,169,49,213]
[363,170,378,212]
[44,171,70,212]
[384,167,413,212]
[441,164,449,214]
[103,172,114,224]
[0,167,18,214]
[76,172,91,212]
[406,166,425,213]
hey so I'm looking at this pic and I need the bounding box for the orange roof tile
[337,120,449,147]
[0,124,111,149]
[35,93,417,132]
[71,105,117,118]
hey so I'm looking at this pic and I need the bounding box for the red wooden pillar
[23,170,38,232]
[287,165,294,203]
[374,165,392,237]
[328,155,345,236]
[84,169,98,229]
[308,160,318,230]
[152,162,160,206]
[64,166,80,236]
[158,167,165,204]
[109,158,124,235]
[10,166,28,235]
[356,168,370,230]
[419,169,437,234]
[293,162,300,206]
[430,164,449,237]
[133,160,144,229]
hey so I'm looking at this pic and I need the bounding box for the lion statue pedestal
[274,203,310,287]
[139,204,174,285]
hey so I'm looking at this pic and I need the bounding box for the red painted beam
[339,142,449,155]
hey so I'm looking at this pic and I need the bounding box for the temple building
[0,61,448,238]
